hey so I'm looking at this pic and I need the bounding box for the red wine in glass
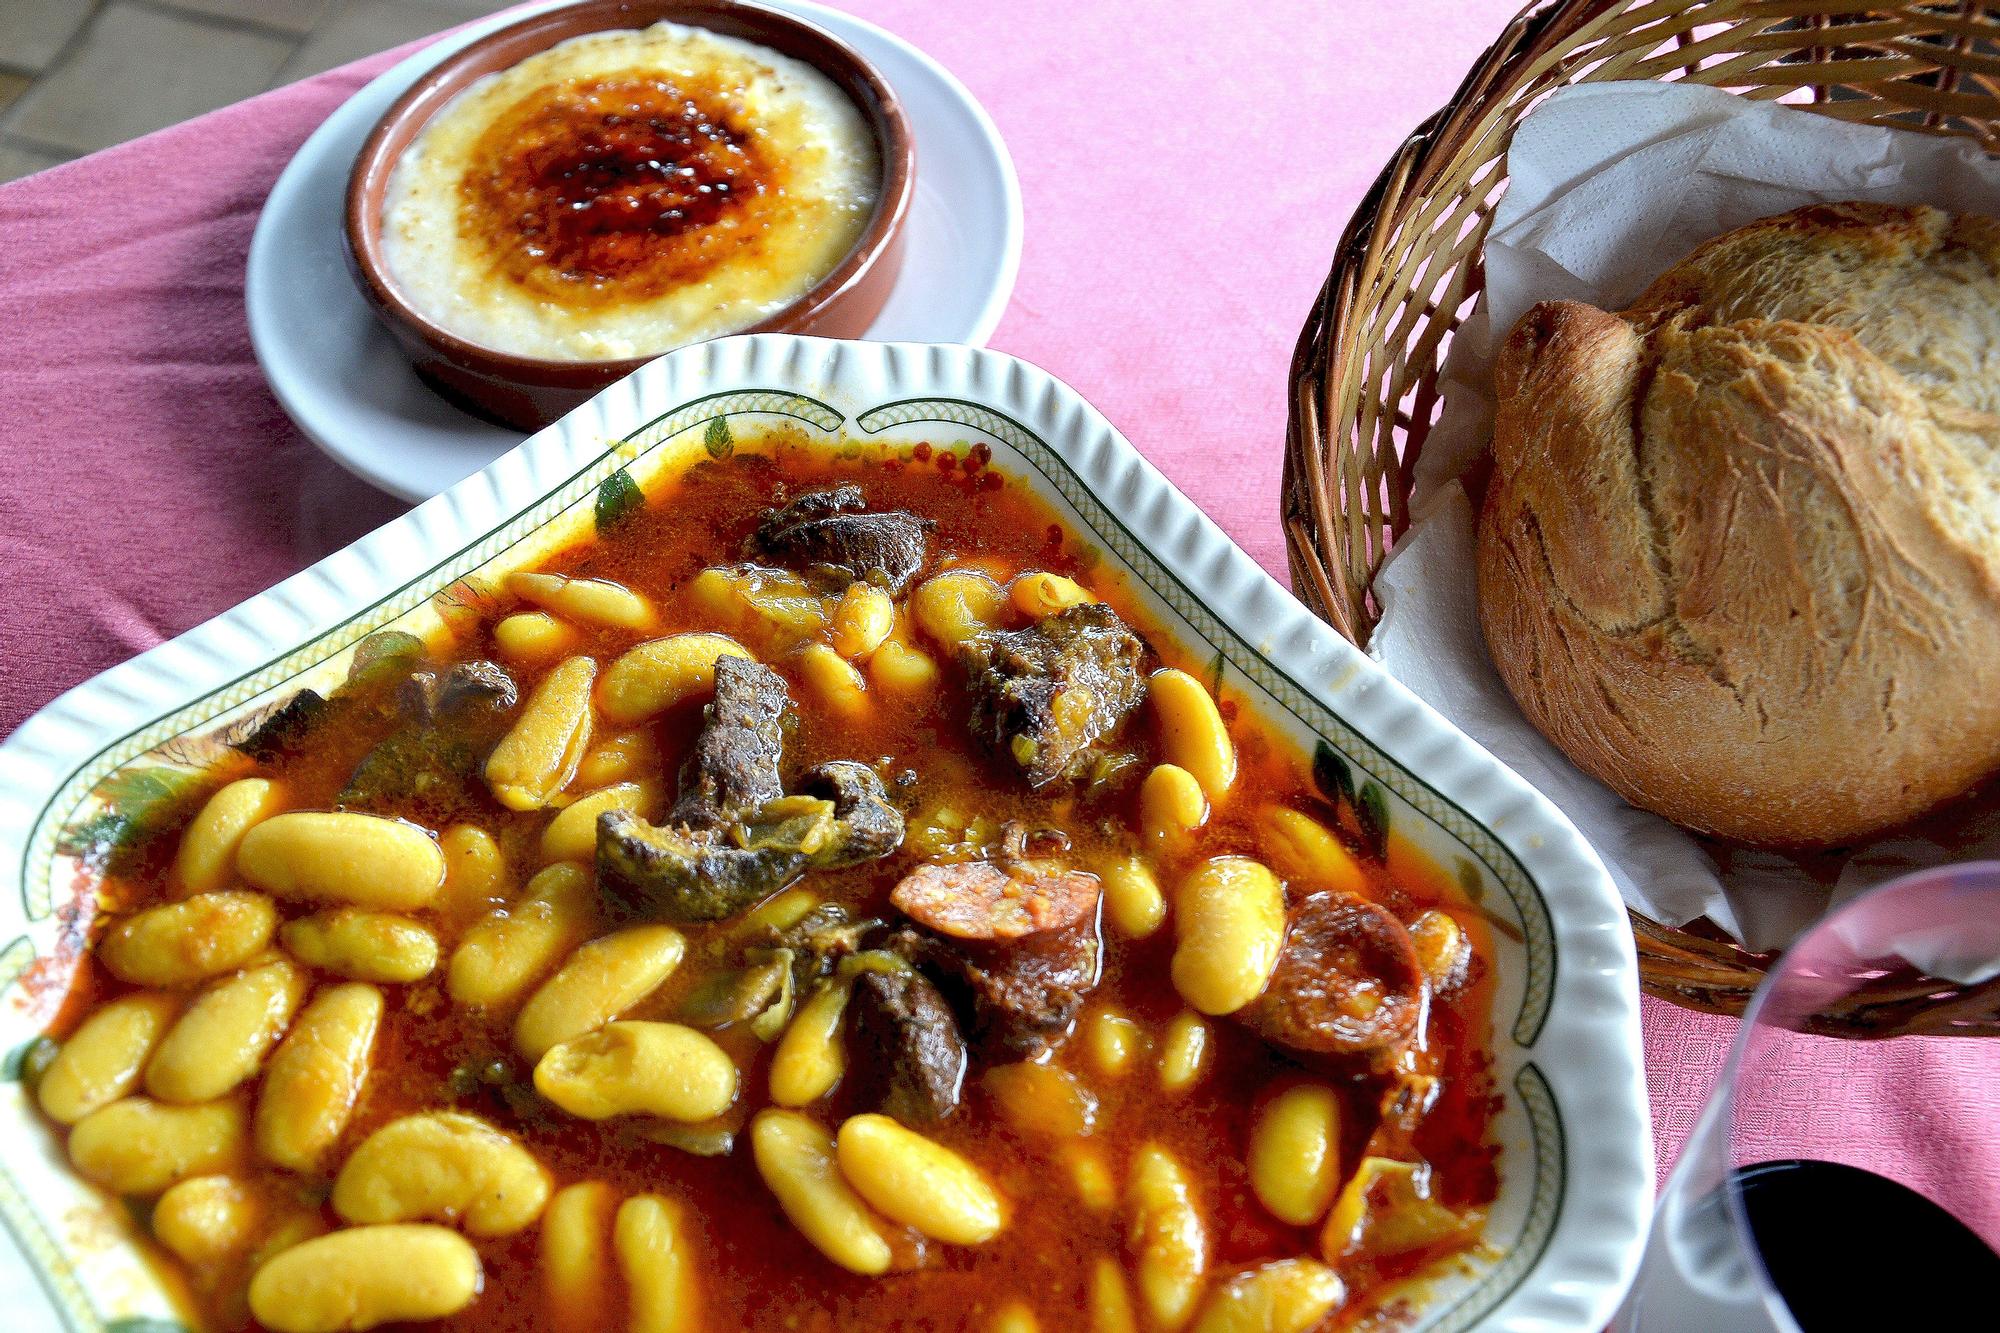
[1734,1160,2000,1328]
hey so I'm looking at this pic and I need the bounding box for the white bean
[68,1096,247,1196]
[247,1224,482,1332]
[507,571,654,631]
[153,1174,260,1265]
[175,778,285,895]
[768,979,848,1107]
[100,891,276,987]
[541,1180,615,1329]
[255,983,383,1172]
[447,862,594,1010]
[836,1113,1004,1245]
[145,955,305,1104]
[1170,857,1285,1016]
[1150,669,1236,801]
[1125,1142,1208,1331]
[1190,1258,1345,1333]
[237,813,444,910]
[599,634,751,724]
[534,1021,737,1122]
[37,991,180,1124]
[617,1193,701,1333]
[281,910,437,983]
[485,656,597,811]
[750,1109,894,1276]
[332,1111,550,1236]
[513,926,685,1061]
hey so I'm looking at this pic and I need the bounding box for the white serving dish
[0,336,1651,1331]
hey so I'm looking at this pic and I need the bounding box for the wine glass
[1614,862,2000,1331]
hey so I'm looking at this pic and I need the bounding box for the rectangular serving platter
[0,335,1652,1331]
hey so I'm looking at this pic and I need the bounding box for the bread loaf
[1477,202,2000,847]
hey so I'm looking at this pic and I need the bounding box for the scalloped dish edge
[0,336,1651,1331]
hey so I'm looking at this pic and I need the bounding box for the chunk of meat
[670,655,789,830]
[967,603,1147,787]
[682,900,900,1037]
[340,661,522,811]
[847,966,968,1125]
[599,659,904,922]
[880,909,1103,1062]
[679,951,793,1031]
[798,761,905,866]
[599,655,801,919]
[597,807,812,922]
[998,821,1071,861]
[398,659,519,724]
[890,861,1099,941]
[598,780,898,922]
[232,689,340,764]
[750,484,934,595]
[1240,893,1426,1062]
[767,903,883,990]
[338,729,479,811]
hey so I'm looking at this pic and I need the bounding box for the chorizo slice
[1242,892,1425,1060]
[889,861,1099,942]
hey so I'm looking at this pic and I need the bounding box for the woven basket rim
[1281,0,2000,1034]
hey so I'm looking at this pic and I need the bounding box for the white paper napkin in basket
[1369,81,2000,981]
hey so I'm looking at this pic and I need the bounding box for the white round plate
[246,0,1023,503]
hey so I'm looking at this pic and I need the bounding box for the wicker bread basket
[1282,0,2000,1033]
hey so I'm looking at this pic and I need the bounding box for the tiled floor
[0,0,518,182]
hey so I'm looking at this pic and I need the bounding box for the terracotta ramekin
[345,0,915,431]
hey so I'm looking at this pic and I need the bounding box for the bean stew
[31,433,1500,1332]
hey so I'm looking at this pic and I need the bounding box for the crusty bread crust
[1477,203,2000,848]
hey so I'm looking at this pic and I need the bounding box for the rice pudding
[379,20,882,362]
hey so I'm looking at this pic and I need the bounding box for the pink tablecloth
[1,0,1994,1257]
